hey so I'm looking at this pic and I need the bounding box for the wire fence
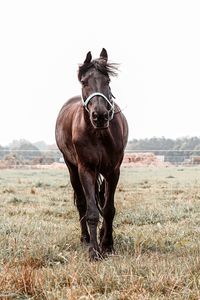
[126,149,200,164]
[0,149,200,168]
[0,149,61,159]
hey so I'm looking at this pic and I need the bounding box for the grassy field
[0,166,200,299]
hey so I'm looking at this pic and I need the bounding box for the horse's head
[78,48,118,129]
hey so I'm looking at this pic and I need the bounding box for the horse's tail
[95,174,105,217]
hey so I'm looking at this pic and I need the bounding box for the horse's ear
[100,48,108,62]
[84,51,92,64]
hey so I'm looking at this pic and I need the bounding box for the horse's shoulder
[62,96,81,108]
[57,96,81,119]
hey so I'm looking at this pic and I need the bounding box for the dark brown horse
[55,48,128,260]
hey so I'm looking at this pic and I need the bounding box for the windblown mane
[78,59,119,81]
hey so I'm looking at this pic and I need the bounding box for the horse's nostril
[92,112,98,120]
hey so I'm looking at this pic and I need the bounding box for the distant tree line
[127,136,200,163]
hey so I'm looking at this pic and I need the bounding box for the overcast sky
[0,0,200,146]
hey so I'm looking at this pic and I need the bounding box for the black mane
[78,59,119,81]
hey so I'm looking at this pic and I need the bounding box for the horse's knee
[86,209,99,225]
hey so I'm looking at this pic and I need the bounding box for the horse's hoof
[89,247,103,261]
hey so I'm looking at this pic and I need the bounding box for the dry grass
[0,166,200,299]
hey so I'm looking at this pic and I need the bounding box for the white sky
[0,0,200,146]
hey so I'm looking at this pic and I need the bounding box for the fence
[125,149,200,164]
[0,149,61,168]
[0,149,200,167]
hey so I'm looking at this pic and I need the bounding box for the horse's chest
[97,147,113,165]
[79,141,117,168]
[74,129,123,170]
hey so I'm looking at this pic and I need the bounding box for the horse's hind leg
[65,160,90,244]
[98,179,106,241]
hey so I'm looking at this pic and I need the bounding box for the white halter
[82,92,114,120]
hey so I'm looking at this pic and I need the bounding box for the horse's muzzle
[92,120,109,129]
[91,111,109,129]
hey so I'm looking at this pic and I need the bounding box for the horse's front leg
[100,169,120,254]
[65,160,90,245]
[78,166,100,260]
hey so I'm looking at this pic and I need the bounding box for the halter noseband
[81,92,115,120]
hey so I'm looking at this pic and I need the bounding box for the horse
[55,48,128,260]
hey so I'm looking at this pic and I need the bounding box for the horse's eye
[81,80,88,87]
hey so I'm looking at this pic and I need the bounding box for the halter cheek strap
[81,92,115,120]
